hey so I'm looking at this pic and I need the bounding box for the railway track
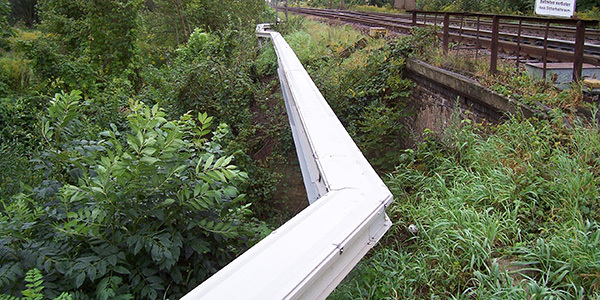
[283,7,600,72]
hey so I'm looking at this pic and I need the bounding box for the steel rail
[287,7,600,46]
[286,7,600,39]
[180,24,393,300]
[285,7,600,67]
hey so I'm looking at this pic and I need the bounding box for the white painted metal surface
[535,0,576,18]
[181,23,393,300]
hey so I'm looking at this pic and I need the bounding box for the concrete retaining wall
[402,58,534,145]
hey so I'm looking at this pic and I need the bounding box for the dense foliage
[0,0,277,299]
[1,92,254,299]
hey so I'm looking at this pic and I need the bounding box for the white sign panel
[535,0,576,18]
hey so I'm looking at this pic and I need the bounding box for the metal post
[285,0,288,22]
[458,13,464,53]
[443,13,449,55]
[542,20,550,79]
[517,19,522,70]
[573,20,585,82]
[476,15,480,59]
[490,15,499,75]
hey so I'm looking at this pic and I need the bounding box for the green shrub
[0,91,260,299]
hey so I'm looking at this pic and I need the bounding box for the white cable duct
[181,24,393,300]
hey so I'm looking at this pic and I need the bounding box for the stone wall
[401,59,533,147]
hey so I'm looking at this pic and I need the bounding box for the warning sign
[535,0,576,18]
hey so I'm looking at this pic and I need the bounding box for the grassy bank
[330,112,600,299]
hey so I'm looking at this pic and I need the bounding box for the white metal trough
[181,23,393,300]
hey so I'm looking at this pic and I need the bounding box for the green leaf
[126,134,139,151]
[213,156,226,169]
[107,255,117,266]
[141,147,157,156]
[204,155,214,171]
[134,239,143,255]
[113,266,131,275]
[140,156,159,165]
[194,184,202,197]
[44,259,52,272]
[87,266,97,282]
[75,272,85,288]
[161,198,176,206]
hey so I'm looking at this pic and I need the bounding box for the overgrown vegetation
[3,0,600,298]
[0,1,280,299]
[331,108,600,299]
[2,93,256,299]
[258,17,428,170]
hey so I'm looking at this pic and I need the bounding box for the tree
[87,0,144,75]
[37,0,143,76]
[146,0,267,46]
[8,0,37,27]
[0,0,11,50]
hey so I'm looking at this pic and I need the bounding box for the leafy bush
[0,91,260,299]
[18,35,99,96]
[0,94,44,198]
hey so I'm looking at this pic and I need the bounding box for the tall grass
[330,112,600,299]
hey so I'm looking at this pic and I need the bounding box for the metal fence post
[516,19,522,70]
[490,15,499,74]
[573,20,585,82]
[475,15,480,59]
[542,20,550,79]
[443,13,449,55]
[458,13,464,53]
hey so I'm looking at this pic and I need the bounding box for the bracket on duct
[181,23,393,300]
